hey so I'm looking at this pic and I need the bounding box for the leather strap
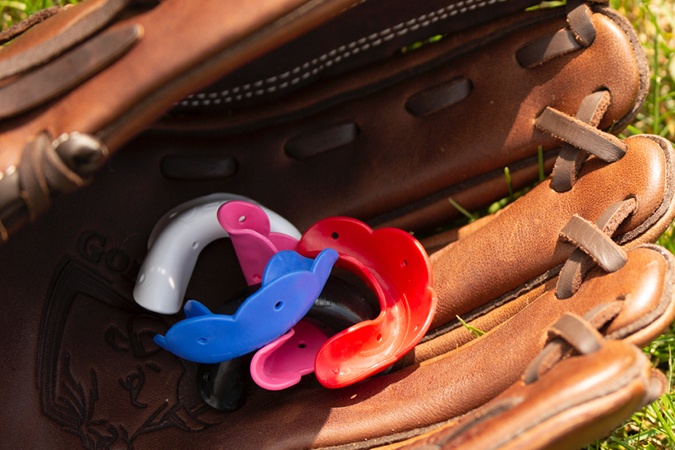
[535,106,627,162]
[559,215,628,272]
[0,0,134,81]
[0,23,142,119]
[550,90,612,192]
[566,1,596,46]
[0,6,60,44]
[524,313,603,384]
[556,198,636,299]
[515,0,603,68]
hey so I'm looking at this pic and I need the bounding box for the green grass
[0,0,76,30]
[1,0,675,448]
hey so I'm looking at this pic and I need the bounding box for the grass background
[1,0,674,448]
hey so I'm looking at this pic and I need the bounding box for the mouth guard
[250,320,330,391]
[133,193,301,314]
[153,248,338,363]
[297,217,437,389]
[199,273,378,407]
[217,200,299,285]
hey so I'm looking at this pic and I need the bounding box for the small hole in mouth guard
[248,262,382,391]
[218,201,299,287]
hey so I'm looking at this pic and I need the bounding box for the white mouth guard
[133,193,301,314]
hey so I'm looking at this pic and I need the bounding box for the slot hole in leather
[405,77,472,117]
[285,122,359,160]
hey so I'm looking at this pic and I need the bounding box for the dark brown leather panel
[0,0,359,169]
[143,6,647,236]
[168,0,544,115]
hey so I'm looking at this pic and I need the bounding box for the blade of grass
[448,197,478,222]
[456,315,485,338]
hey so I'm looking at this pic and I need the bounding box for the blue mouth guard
[153,248,338,363]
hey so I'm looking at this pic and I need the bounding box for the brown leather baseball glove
[1,0,673,449]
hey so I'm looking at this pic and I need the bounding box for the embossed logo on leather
[37,233,224,449]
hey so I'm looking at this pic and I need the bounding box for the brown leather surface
[0,0,359,167]
[0,1,672,449]
[393,339,666,450]
[167,0,545,114]
[1,118,673,448]
[138,5,648,236]
[430,135,675,330]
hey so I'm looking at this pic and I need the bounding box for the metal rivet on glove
[53,132,109,177]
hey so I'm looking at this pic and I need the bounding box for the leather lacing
[0,7,61,45]
[555,198,635,299]
[285,1,607,159]
[530,204,649,386]
[526,5,628,193]
[524,307,619,384]
[516,0,603,68]
[538,90,627,193]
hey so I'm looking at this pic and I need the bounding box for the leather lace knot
[516,0,606,68]
[536,90,628,193]
[555,198,636,299]
[524,304,621,384]
[0,132,107,242]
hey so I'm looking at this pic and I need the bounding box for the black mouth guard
[197,271,379,411]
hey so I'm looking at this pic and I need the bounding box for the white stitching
[180,0,507,108]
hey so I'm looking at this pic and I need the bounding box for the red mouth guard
[297,217,437,389]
